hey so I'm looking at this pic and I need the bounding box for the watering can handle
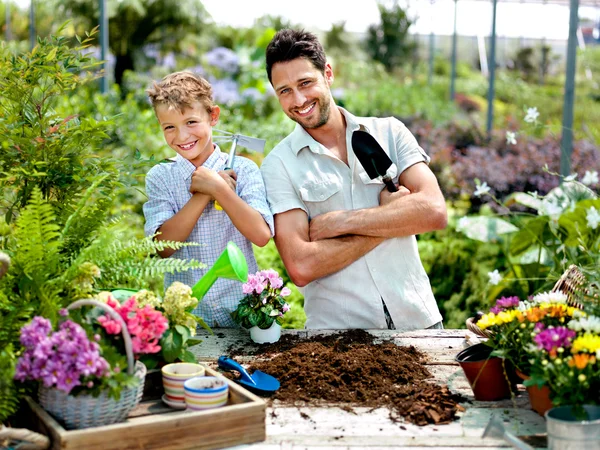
[217,356,257,385]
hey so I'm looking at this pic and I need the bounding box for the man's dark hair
[265,29,327,84]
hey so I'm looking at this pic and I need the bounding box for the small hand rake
[212,130,266,210]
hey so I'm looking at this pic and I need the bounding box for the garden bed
[228,329,466,426]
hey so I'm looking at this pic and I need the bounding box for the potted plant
[14,296,168,429]
[474,290,597,415]
[230,269,291,344]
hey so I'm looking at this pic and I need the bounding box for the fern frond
[11,188,61,282]
[61,174,109,239]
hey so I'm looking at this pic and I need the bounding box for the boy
[143,71,273,327]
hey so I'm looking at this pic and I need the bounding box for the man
[260,29,447,330]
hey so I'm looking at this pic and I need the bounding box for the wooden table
[190,328,548,449]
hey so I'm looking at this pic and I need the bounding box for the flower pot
[455,343,514,401]
[249,322,281,344]
[545,405,600,450]
[184,376,229,411]
[515,368,554,416]
[161,362,205,405]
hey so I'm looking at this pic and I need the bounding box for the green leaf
[186,338,203,347]
[509,216,550,256]
[459,216,519,242]
[174,324,191,342]
[160,329,183,363]
[181,350,197,363]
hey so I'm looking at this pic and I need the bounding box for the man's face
[270,58,334,130]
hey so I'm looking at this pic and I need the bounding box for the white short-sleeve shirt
[260,108,442,330]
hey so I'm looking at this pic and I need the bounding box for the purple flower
[490,296,520,314]
[205,47,239,74]
[20,317,52,348]
[534,326,576,352]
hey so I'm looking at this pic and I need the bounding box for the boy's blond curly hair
[147,71,215,114]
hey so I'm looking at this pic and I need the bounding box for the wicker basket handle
[0,424,50,450]
[66,299,135,376]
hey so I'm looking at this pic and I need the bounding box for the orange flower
[547,304,568,318]
[568,353,597,370]
[525,307,547,322]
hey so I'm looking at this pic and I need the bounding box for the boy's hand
[190,167,229,197]
[218,169,237,192]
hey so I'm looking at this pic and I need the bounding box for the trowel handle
[224,137,239,171]
[217,356,256,385]
[382,176,398,193]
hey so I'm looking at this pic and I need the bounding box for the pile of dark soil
[229,330,465,426]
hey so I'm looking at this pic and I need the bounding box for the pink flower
[281,287,291,297]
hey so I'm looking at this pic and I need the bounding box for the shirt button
[320,194,324,199]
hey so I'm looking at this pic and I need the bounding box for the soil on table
[227,329,466,426]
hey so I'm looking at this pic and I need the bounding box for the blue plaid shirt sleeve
[143,165,178,237]
[236,158,275,236]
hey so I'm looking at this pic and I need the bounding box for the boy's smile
[156,101,220,167]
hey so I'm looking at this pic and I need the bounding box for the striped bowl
[184,376,229,411]
[161,363,205,404]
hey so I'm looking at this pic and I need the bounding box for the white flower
[586,206,600,230]
[531,290,568,305]
[474,181,491,198]
[582,170,599,186]
[524,107,539,123]
[505,131,517,145]
[564,173,577,182]
[487,269,502,286]
[539,198,564,219]
[568,316,600,333]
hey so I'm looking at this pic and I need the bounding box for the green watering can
[111,241,248,302]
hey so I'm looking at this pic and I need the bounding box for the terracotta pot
[515,368,554,416]
[455,343,514,401]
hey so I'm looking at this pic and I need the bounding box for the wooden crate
[22,365,266,450]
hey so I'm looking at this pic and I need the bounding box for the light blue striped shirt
[143,146,274,327]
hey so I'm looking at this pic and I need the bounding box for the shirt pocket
[299,179,342,219]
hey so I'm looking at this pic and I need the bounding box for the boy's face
[271,57,334,130]
[155,101,220,167]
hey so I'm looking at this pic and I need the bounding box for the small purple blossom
[534,326,576,352]
[15,317,110,394]
[490,296,521,314]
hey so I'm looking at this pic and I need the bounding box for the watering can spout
[191,241,248,300]
[483,416,534,450]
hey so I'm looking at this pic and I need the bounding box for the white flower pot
[249,322,281,344]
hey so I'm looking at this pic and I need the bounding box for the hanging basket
[37,299,146,430]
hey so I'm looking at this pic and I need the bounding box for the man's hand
[379,184,411,206]
[190,167,233,197]
[309,210,350,241]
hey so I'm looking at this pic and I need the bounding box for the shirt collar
[174,144,227,180]
[289,107,370,155]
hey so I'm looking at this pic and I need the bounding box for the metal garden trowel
[351,130,398,193]
[217,356,280,395]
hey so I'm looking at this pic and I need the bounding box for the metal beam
[4,0,11,41]
[560,0,579,177]
[29,0,35,49]
[486,0,498,136]
[100,0,109,93]
[450,0,458,100]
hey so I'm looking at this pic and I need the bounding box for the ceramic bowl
[184,376,229,411]
[161,363,205,404]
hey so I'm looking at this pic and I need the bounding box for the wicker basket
[465,265,590,338]
[37,299,146,430]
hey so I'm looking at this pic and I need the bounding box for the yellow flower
[572,333,600,354]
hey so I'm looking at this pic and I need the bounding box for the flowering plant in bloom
[13,310,147,399]
[523,313,600,410]
[476,291,582,374]
[131,282,210,364]
[230,269,291,330]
